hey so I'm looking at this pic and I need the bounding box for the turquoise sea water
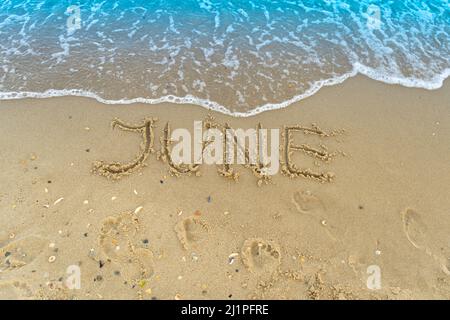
[0,0,449,115]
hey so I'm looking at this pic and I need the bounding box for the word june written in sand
[92,116,347,186]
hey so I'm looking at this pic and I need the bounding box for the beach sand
[0,75,449,300]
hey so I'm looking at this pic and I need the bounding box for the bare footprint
[241,238,281,275]
[291,191,341,242]
[98,211,154,282]
[402,209,428,250]
[292,190,325,215]
[0,281,33,299]
[99,211,139,261]
[0,236,46,272]
[110,246,155,283]
[402,208,450,275]
[174,215,208,250]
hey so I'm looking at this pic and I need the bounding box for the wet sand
[0,75,449,299]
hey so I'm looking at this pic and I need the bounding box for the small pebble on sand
[48,256,56,263]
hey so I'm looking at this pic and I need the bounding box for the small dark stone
[84,233,88,237]
[4,252,11,257]
[160,180,164,184]
[99,260,105,268]
[95,275,103,282]
[142,239,149,244]
[207,196,212,203]
[235,269,239,273]
[48,180,52,184]
[114,270,121,276]
[228,294,233,298]
[151,296,158,300]
[359,205,364,210]
[86,149,90,153]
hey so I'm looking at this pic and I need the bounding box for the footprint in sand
[174,215,209,250]
[0,281,33,299]
[402,208,450,275]
[241,238,281,275]
[292,190,325,215]
[291,190,341,242]
[99,211,139,260]
[402,208,428,250]
[0,236,46,272]
[99,211,154,281]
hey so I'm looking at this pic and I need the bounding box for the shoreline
[1,69,449,118]
[0,75,450,299]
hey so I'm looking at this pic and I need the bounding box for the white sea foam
[0,0,448,116]
[1,66,448,118]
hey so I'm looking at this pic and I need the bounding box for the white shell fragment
[134,206,144,214]
[228,253,239,265]
[53,198,64,205]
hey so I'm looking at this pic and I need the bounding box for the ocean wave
[1,65,449,117]
[0,0,449,115]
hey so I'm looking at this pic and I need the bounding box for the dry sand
[0,75,449,300]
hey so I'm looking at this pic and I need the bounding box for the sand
[0,75,449,300]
